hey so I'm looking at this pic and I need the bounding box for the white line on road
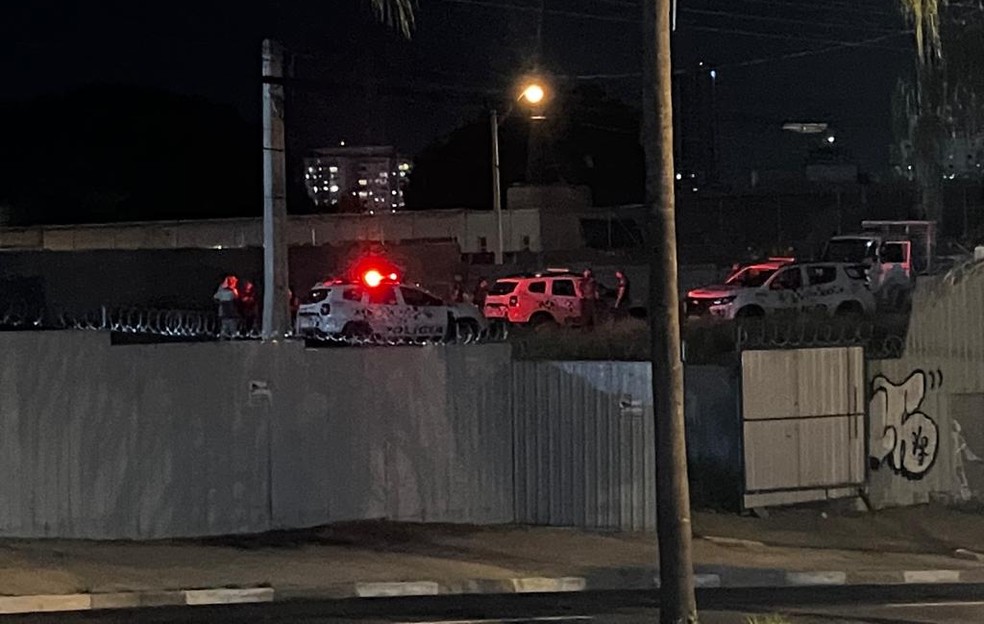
[394,616,595,624]
[884,601,984,608]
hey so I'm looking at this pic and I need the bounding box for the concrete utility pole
[262,39,290,340]
[490,109,504,265]
[642,0,698,622]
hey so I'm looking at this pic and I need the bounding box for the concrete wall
[867,262,984,508]
[0,210,542,255]
[0,332,514,539]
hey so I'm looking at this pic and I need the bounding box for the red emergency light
[348,255,403,287]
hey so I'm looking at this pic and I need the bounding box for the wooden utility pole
[642,0,698,622]
[262,39,290,340]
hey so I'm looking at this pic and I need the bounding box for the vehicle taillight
[320,303,331,315]
[508,296,518,307]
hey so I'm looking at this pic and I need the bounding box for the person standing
[580,268,598,330]
[213,275,239,339]
[238,281,259,335]
[450,274,465,303]
[472,277,489,310]
[614,270,631,319]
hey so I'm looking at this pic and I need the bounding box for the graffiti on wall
[869,370,942,480]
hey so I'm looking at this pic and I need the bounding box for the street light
[491,79,549,264]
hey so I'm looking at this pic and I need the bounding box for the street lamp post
[491,109,504,265]
[490,80,547,266]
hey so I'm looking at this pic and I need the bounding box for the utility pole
[491,109,504,265]
[642,0,698,622]
[262,39,290,340]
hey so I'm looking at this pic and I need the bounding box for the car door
[364,284,401,336]
[522,280,550,321]
[399,286,449,338]
[764,266,805,313]
[550,278,582,323]
[802,264,839,313]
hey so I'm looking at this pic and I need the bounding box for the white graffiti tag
[869,371,940,480]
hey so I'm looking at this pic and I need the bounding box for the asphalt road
[5,586,984,624]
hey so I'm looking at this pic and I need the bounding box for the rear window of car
[304,288,330,304]
[342,286,364,302]
[552,279,576,297]
[528,281,547,294]
[489,281,518,295]
[844,265,868,281]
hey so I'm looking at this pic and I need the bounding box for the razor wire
[10,306,509,346]
[735,318,907,359]
[0,304,44,328]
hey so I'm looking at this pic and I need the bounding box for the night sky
[2,0,912,184]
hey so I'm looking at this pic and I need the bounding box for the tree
[900,0,946,221]
[369,0,416,38]
[642,0,698,623]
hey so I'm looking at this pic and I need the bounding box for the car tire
[835,301,864,319]
[455,319,481,343]
[735,306,764,318]
[341,321,372,341]
[529,312,558,330]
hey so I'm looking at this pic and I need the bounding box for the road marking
[395,617,594,624]
[884,601,984,608]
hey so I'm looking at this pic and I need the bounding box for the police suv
[685,261,876,320]
[295,270,488,341]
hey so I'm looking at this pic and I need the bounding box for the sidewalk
[2,505,984,613]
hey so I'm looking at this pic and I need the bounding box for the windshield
[489,281,518,295]
[725,267,778,288]
[823,239,876,263]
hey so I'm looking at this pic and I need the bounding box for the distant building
[304,145,412,213]
[894,134,984,180]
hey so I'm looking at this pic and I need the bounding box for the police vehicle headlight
[712,296,736,305]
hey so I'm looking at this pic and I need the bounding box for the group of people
[450,275,491,308]
[213,275,300,338]
[450,269,631,330]
[579,268,631,329]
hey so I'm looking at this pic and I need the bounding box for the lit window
[313,186,320,193]
[358,179,368,186]
[398,163,410,172]
[329,185,340,193]
[329,166,338,173]
[358,191,368,198]
[379,171,388,179]
[391,190,398,196]
[399,172,406,178]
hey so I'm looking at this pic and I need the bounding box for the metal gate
[741,347,865,508]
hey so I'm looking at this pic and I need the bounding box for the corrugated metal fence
[0,332,740,538]
[512,361,740,531]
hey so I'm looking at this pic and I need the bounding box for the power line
[680,23,909,51]
[567,30,913,79]
[679,8,900,35]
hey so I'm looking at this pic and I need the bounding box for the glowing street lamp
[490,79,550,264]
[521,83,545,105]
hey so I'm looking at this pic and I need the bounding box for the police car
[295,269,489,341]
[685,261,875,320]
[483,270,586,327]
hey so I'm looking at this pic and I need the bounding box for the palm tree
[899,0,946,221]
[369,0,416,38]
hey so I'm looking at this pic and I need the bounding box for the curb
[2,568,984,615]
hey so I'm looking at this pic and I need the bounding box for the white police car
[295,270,488,341]
[686,261,875,319]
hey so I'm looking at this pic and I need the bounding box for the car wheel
[341,321,372,341]
[529,312,558,330]
[455,319,481,343]
[835,301,864,319]
[735,306,764,318]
